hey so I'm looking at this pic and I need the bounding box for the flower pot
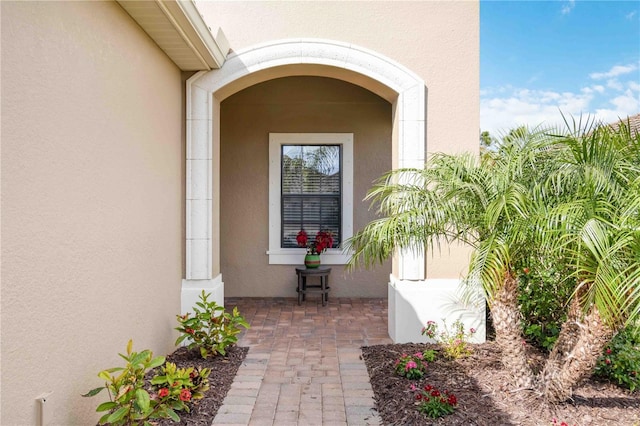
[304,253,321,268]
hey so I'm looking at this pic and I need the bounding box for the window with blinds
[281,145,341,248]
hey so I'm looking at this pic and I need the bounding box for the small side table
[296,266,331,306]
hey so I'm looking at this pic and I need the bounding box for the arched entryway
[182,39,427,308]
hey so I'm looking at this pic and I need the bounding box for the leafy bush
[394,350,435,380]
[516,261,574,352]
[82,340,179,425]
[175,290,249,358]
[151,362,211,413]
[421,319,476,359]
[594,324,640,392]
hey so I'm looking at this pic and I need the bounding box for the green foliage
[516,263,573,351]
[393,350,435,380]
[414,384,458,418]
[421,319,476,359]
[150,362,211,412]
[594,324,640,392]
[175,291,249,358]
[348,116,640,397]
[81,340,179,425]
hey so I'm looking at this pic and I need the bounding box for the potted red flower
[296,229,334,268]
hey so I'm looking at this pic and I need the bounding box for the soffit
[117,0,228,71]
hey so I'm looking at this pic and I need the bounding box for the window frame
[268,133,353,265]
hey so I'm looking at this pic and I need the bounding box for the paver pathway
[212,297,392,426]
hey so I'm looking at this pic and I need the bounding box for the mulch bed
[153,345,248,425]
[117,341,639,425]
[362,342,640,426]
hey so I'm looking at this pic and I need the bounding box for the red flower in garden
[523,267,530,274]
[179,388,192,402]
[448,394,457,406]
[605,358,611,365]
[158,388,169,398]
[414,384,457,418]
[185,328,195,335]
[606,348,612,355]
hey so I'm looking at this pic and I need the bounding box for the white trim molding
[117,0,228,70]
[268,133,353,265]
[184,39,427,295]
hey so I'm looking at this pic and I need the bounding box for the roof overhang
[116,0,228,71]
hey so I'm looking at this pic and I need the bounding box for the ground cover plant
[422,319,476,359]
[348,116,640,403]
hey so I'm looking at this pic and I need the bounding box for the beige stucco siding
[196,0,479,156]
[1,1,183,424]
[199,1,478,280]
[221,76,392,297]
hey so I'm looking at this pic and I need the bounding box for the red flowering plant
[151,361,210,413]
[296,229,335,254]
[412,384,458,419]
[83,340,213,424]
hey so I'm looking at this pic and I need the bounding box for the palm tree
[347,118,640,401]
[535,119,640,401]
[347,128,552,388]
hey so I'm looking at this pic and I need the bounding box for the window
[281,144,341,248]
[268,133,353,264]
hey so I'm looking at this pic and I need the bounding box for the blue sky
[481,0,640,135]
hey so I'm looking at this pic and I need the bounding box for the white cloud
[610,89,640,112]
[581,85,607,95]
[481,88,593,135]
[626,11,637,20]
[607,79,624,91]
[561,0,575,15]
[482,61,640,135]
[589,64,638,80]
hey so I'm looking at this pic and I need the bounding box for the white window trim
[268,133,353,265]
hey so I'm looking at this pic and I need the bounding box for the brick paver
[212,298,392,426]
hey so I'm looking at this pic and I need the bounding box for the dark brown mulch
[153,345,248,425]
[362,342,640,426]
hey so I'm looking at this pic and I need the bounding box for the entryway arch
[182,38,426,308]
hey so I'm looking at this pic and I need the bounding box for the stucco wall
[221,76,392,297]
[1,2,183,424]
[196,0,479,155]
[198,0,478,280]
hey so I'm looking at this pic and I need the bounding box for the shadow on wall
[388,277,486,344]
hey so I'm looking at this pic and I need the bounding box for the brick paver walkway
[212,297,392,426]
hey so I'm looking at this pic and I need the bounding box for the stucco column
[182,72,224,311]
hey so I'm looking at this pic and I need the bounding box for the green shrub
[594,324,640,392]
[516,261,573,352]
[175,290,249,359]
[150,362,211,412]
[82,340,179,425]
